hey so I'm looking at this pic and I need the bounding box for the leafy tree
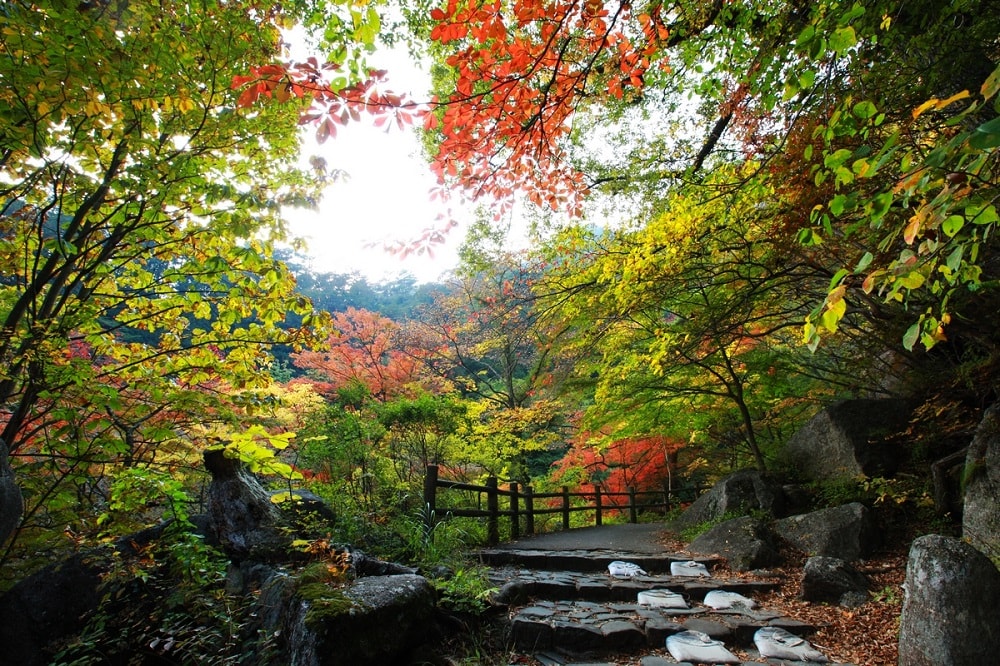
[291,307,431,401]
[531,167,832,470]
[0,0,405,554]
[377,391,467,484]
[415,0,999,354]
[550,433,684,498]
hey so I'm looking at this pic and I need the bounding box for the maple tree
[291,307,426,401]
[550,433,684,499]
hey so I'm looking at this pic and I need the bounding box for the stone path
[479,538,856,665]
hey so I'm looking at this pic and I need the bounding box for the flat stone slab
[509,599,811,654]
[490,567,779,603]
[479,547,721,573]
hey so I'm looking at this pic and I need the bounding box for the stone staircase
[479,545,855,665]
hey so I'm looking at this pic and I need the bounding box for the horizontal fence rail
[422,464,704,546]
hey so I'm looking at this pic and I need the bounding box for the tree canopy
[2,4,999,650]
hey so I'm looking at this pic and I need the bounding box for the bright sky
[282,48,462,284]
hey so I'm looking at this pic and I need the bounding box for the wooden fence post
[524,485,534,536]
[486,476,499,546]
[509,481,520,541]
[594,484,602,526]
[561,485,570,530]
[628,486,637,523]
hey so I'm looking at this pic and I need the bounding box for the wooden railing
[422,464,703,546]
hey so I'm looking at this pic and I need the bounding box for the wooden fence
[422,464,703,546]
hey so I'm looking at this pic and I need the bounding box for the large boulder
[773,502,880,561]
[783,399,912,480]
[325,573,437,665]
[248,570,438,666]
[962,404,1000,558]
[687,516,780,571]
[674,470,786,530]
[0,520,195,666]
[800,556,869,607]
[898,534,1000,665]
[204,448,286,561]
[0,550,110,666]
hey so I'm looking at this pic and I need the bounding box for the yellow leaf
[912,98,938,119]
[981,66,1000,99]
[826,284,847,305]
[821,298,847,333]
[903,214,922,244]
[936,90,970,109]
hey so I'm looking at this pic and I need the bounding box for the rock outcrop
[204,448,286,561]
[687,516,780,571]
[673,470,785,530]
[898,534,1000,666]
[962,404,1000,558]
[783,399,911,480]
[800,556,869,607]
[774,502,879,561]
[0,549,110,666]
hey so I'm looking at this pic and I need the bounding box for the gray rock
[493,578,530,605]
[800,556,869,605]
[318,573,437,665]
[773,502,879,561]
[962,404,1000,558]
[783,399,911,480]
[898,534,1000,665]
[204,448,285,561]
[688,516,780,571]
[674,470,786,530]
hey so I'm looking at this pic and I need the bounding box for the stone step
[478,547,721,573]
[509,598,824,655]
[490,567,780,605]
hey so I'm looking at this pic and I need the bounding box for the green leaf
[830,194,847,216]
[852,100,877,119]
[870,192,893,221]
[969,116,1000,149]
[838,3,866,26]
[941,215,964,238]
[969,204,999,225]
[829,26,857,55]
[796,24,816,49]
[945,245,964,272]
[824,149,853,169]
[902,321,920,351]
[855,251,874,272]
[797,227,823,246]
[829,268,849,290]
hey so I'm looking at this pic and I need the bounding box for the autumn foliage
[425,0,670,213]
[291,307,424,401]
[550,433,684,497]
